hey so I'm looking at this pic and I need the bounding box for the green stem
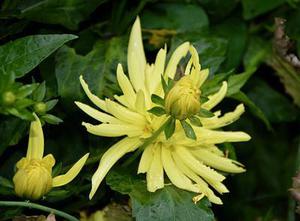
[122,117,171,167]
[0,201,79,221]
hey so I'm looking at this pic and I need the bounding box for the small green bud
[2,91,16,106]
[34,102,47,114]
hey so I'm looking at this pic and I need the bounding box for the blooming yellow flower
[13,113,89,200]
[76,17,250,204]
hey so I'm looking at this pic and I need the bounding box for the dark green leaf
[161,76,168,94]
[32,81,46,102]
[41,114,63,124]
[55,37,126,110]
[45,99,58,111]
[200,95,209,103]
[230,91,272,130]
[180,120,196,140]
[164,117,176,139]
[3,0,107,30]
[141,3,208,33]
[15,83,38,98]
[0,176,13,189]
[0,34,77,79]
[106,168,214,221]
[242,0,285,19]
[198,109,215,118]
[151,94,164,106]
[148,106,166,116]
[197,0,238,20]
[189,116,202,127]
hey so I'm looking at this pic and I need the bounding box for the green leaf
[189,116,202,127]
[200,95,209,103]
[164,117,176,139]
[141,3,208,33]
[230,91,272,130]
[0,176,14,189]
[3,0,107,30]
[212,17,247,71]
[242,0,285,19]
[55,37,126,110]
[197,0,238,20]
[45,99,58,111]
[15,83,38,98]
[180,120,196,140]
[32,81,46,102]
[161,76,168,94]
[106,168,214,221]
[245,78,300,123]
[148,106,166,116]
[41,114,63,124]
[198,109,215,118]
[14,98,34,109]
[0,34,77,79]
[7,108,33,121]
[151,94,165,106]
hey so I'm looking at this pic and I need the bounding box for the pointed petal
[138,144,155,174]
[128,17,146,91]
[75,101,121,124]
[173,152,222,204]
[27,113,44,159]
[201,104,245,129]
[79,76,107,112]
[192,149,245,173]
[149,48,167,94]
[82,122,143,137]
[165,42,190,79]
[198,69,209,88]
[105,99,146,126]
[89,137,142,199]
[146,144,164,192]
[117,64,136,107]
[161,146,199,193]
[175,146,225,182]
[202,81,227,110]
[52,153,89,187]
[135,90,146,114]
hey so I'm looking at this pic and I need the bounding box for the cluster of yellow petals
[76,17,251,204]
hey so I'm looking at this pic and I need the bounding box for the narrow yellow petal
[128,17,146,91]
[26,113,44,159]
[161,146,199,193]
[173,152,223,204]
[164,42,190,79]
[105,99,146,126]
[202,81,227,110]
[52,153,89,187]
[79,75,107,112]
[135,90,146,114]
[175,146,225,182]
[201,104,245,129]
[197,69,209,88]
[117,64,136,107]
[192,149,245,173]
[75,101,121,124]
[146,144,164,192]
[138,144,154,174]
[82,122,143,137]
[149,47,167,94]
[89,137,142,199]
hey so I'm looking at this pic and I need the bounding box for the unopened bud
[34,102,47,114]
[2,91,16,106]
[165,76,201,120]
[13,154,55,200]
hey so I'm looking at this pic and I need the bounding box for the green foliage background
[0,0,300,220]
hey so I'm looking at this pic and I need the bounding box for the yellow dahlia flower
[76,17,250,204]
[13,113,89,200]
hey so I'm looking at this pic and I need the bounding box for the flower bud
[13,154,55,200]
[165,76,201,120]
[2,91,16,106]
[34,102,47,114]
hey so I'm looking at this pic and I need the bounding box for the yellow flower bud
[2,91,16,106]
[34,102,47,114]
[165,75,201,120]
[13,154,55,200]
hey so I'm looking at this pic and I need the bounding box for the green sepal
[180,120,196,140]
[148,106,166,116]
[32,81,46,102]
[151,94,165,106]
[189,116,202,127]
[198,108,215,118]
[164,117,176,139]
[41,114,63,125]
